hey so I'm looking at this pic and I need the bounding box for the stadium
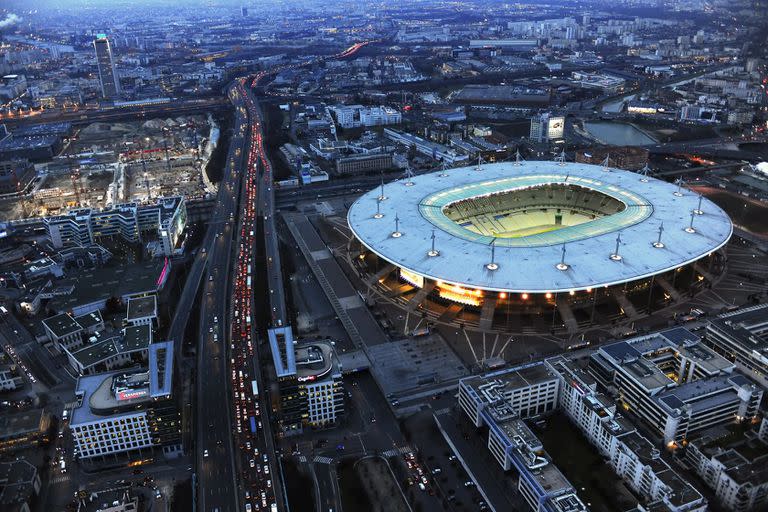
[346,161,733,334]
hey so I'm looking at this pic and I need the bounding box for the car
[245,505,252,512]
[214,316,218,323]
[249,459,255,468]
[203,449,209,457]
[432,468,442,475]
[464,481,475,487]
[263,465,269,475]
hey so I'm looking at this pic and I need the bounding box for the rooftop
[347,162,732,293]
[42,312,82,339]
[126,295,157,321]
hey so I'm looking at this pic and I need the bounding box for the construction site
[0,114,219,221]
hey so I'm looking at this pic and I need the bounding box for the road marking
[313,456,333,465]
[50,474,70,484]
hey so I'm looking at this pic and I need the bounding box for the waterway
[583,121,657,146]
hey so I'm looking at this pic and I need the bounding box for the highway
[193,41,375,512]
[195,84,250,512]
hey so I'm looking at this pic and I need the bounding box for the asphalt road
[195,84,250,512]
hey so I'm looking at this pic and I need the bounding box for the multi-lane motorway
[194,41,370,512]
[195,84,250,512]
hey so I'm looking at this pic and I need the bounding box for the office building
[684,430,768,512]
[42,310,104,352]
[705,304,768,386]
[93,35,121,99]
[458,362,586,512]
[335,152,393,175]
[0,74,27,101]
[69,341,179,461]
[587,328,762,444]
[546,356,708,512]
[64,324,153,376]
[45,196,186,257]
[268,327,344,434]
[330,105,401,129]
[125,295,157,327]
[0,409,50,453]
[529,113,565,142]
[383,128,469,165]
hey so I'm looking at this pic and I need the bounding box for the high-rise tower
[93,34,121,99]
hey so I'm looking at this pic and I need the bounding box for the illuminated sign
[117,389,149,401]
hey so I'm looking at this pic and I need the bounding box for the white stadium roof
[347,161,732,293]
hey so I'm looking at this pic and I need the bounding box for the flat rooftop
[74,310,103,331]
[461,362,557,409]
[69,324,151,369]
[294,341,337,380]
[72,370,153,425]
[42,312,82,339]
[0,409,45,439]
[126,295,157,321]
[48,259,165,313]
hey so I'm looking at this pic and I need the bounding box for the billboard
[117,388,149,401]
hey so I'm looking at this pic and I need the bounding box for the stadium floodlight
[373,197,384,219]
[404,166,415,186]
[653,222,665,248]
[486,238,499,270]
[556,148,567,166]
[427,229,439,257]
[610,232,623,261]
[639,163,651,182]
[674,177,684,197]
[693,195,704,215]
[556,244,569,271]
[391,213,402,237]
[601,154,611,172]
[685,211,697,233]
[378,174,387,201]
[514,148,524,166]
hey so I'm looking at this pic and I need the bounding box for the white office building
[705,304,768,387]
[587,328,762,444]
[330,105,402,129]
[45,196,186,257]
[458,362,586,512]
[69,341,179,461]
[546,355,708,512]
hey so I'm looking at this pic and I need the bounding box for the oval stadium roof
[347,161,732,293]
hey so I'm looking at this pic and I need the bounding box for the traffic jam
[224,43,369,511]
[227,76,275,512]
